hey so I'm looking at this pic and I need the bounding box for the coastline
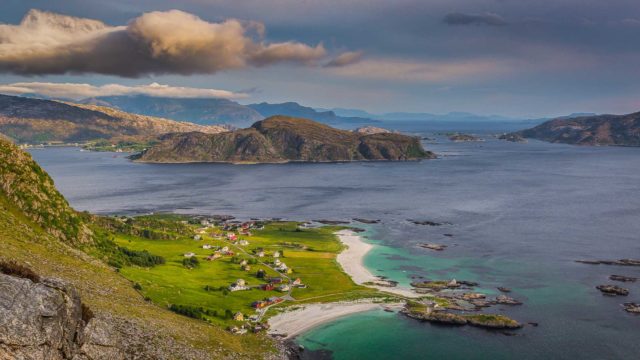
[268,228,419,340]
[268,302,386,340]
[335,229,421,298]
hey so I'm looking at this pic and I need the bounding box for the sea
[29,120,640,360]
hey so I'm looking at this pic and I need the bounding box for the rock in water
[596,285,629,296]
[609,275,637,282]
[623,303,640,314]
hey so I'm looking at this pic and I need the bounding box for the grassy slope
[0,138,276,358]
[111,221,383,326]
[0,194,277,358]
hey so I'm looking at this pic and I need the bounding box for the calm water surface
[30,123,640,359]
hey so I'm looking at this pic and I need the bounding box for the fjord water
[30,122,640,359]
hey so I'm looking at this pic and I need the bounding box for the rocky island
[510,111,640,146]
[134,116,434,163]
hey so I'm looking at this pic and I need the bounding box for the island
[510,111,640,146]
[133,115,435,163]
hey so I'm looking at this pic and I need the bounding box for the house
[276,263,288,272]
[248,314,259,322]
[269,277,283,284]
[233,312,244,321]
[240,259,248,266]
[193,235,202,241]
[229,279,249,292]
[278,284,290,292]
[273,251,280,258]
[238,240,249,246]
[273,259,281,266]
[251,301,266,309]
[257,250,265,258]
[241,265,251,271]
[292,278,302,286]
[221,246,229,252]
[223,250,235,256]
[267,297,283,305]
[202,244,213,249]
[226,233,237,241]
[206,253,221,261]
[261,283,275,291]
[183,252,196,258]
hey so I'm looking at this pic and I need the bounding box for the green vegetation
[105,219,382,325]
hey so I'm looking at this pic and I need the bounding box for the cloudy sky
[1,0,640,117]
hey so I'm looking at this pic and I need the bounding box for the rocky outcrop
[448,134,483,142]
[610,275,637,282]
[576,259,640,266]
[596,285,629,296]
[136,116,434,163]
[623,303,640,314]
[498,133,527,143]
[0,273,210,360]
[512,112,640,146]
[353,126,391,135]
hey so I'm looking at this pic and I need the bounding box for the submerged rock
[623,303,640,314]
[576,259,640,266]
[610,275,637,282]
[596,284,629,296]
[497,287,512,293]
[352,218,381,224]
[496,295,523,305]
[419,243,447,251]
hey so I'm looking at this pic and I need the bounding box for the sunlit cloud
[0,9,328,77]
[0,82,248,100]
[324,51,364,67]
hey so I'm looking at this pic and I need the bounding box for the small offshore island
[133,116,434,163]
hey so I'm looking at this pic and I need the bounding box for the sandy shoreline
[267,229,420,339]
[267,302,384,339]
[335,229,421,298]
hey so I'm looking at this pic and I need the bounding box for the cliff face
[137,116,434,163]
[0,94,225,144]
[515,112,640,146]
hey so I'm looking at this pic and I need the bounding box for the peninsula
[134,116,434,163]
[512,111,640,146]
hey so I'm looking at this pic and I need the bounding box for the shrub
[0,260,40,283]
[133,282,143,291]
[182,257,199,269]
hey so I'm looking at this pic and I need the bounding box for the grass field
[110,219,384,327]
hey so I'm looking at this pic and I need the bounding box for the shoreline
[335,229,421,298]
[267,229,419,340]
[267,301,389,340]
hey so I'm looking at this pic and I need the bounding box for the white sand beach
[267,302,383,339]
[335,229,421,298]
[267,229,419,339]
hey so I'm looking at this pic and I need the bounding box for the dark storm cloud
[443,12,507,26]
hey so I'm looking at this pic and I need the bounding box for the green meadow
[109,219,383,326]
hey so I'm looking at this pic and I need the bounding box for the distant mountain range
[512,111,640,146]
[0,94,224,144]
[80,96,263,127]
[78,96,376,127]
[318,107,529,122]
[135,115,433,164]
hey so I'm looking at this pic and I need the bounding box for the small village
[182,218,308,335]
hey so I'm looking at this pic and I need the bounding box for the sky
[1,0,640,118]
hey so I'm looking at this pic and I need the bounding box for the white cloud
[324,51,364,67]
[0,9,328,77]
[0,82,248,100]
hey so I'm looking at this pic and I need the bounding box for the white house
[184,252,196,258]
[273,251,280,258]
[202,244,213,249]
[238,240,249,246]
[193,235,202,241]
[278,284,290,292]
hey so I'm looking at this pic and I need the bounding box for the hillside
[248,102,374,125]
[0,137,279,359]
[0,94,225,144]
[514,112,640,146]
[136,116,434,163]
